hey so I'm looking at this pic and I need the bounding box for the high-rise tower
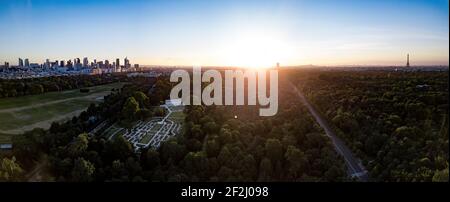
[83,57,89,67]
[124,57,130,68]
[406,54,410,67]
[18,58,23,67]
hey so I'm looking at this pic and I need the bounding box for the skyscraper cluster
[2,57,137,71]
[1,57,141,79]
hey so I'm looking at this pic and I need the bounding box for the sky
[0,0,448,67]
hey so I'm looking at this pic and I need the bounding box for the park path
[26,162,45,182]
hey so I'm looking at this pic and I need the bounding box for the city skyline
[10,56,135,67]
[0,0,449,67]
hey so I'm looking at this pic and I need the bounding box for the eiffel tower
[406,54,410,67]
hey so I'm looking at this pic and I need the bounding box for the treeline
[146,104,346,182]
[289,70,449,182]
[0,74,130,98]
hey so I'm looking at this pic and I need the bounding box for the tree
[111,160,127,179]
[432,167,449,182]
[126,157,143,177]
[144,149,160,169]
[106,136,133,161]
[217,146,233,166]
[0,157,24,182]
[265,138,283,163]
[137,108,152,120]
[204,138,221,157]
[160,140,186,164]
[12,128,45,166]
[284,146,307,180]
[132,91,149,109]
[71,158,95,182]
[325,165,344,182]
[241,154,257,181]
[183,152,208,178]
[394,126,417,138]
[29,84,44,94]
[258,157,273,181]
[67,133,89,157]
[153,107,166,117]
[122,97,140,120]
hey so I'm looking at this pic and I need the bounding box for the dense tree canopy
[289,69,449,181]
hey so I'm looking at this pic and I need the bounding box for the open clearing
[0,82,125,138]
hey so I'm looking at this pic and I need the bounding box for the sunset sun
[219,29,294,69]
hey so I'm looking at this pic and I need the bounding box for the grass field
[101,124,125,140]
[138,123,163,144]
[0,133,12,144]
[0,83,122,110]
[0,82,125,139]
[139,132,154,144]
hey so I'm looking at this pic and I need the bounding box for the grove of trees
[288,69,449,181]
[1,72,349,182]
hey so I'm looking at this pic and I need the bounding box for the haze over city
[0,0,449,67]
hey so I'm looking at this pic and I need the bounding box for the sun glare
[219,30,294,69]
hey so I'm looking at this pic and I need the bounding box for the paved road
[288,81,369,181]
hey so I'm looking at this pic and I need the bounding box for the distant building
[83,57,89,67]
[75,58,82,68]
[29,63,40,68]
[97,61,104,68]
[4,62,9,68]
[92,68,101,75]
[66,60,73,68]
[416,84,431,91]
[45,59,50,68]
[18,58,23,67]
[60,60,65,67]
[0,143,12,150]
[165,99,182,106]
[124,57,130,68]
[24,58,29,67]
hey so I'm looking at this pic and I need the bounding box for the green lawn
[0,99,93,131]
[0,82,124,110]
[101,124,125,140]
[168,111,186,123]
[0,82,125,135]
[139,132,154,144]
[139,123,162,144]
